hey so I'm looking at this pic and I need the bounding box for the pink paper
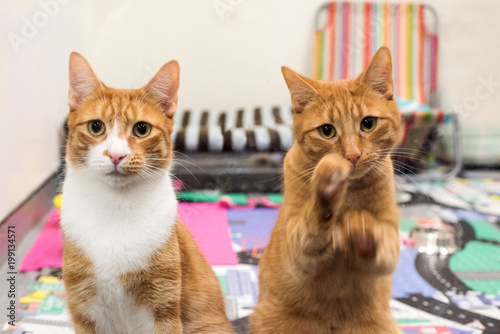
[178,203,238,265]
[20,209,63,271]
[21,203,237,271]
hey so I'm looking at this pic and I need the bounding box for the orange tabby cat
[250,47,401,334]
[61,53,234,334]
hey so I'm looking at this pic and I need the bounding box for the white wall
[1,0,500,220]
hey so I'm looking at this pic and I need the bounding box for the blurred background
[1,0,500,228]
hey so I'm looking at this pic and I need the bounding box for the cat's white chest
[61,167,177,271]
[61,167,178,333]
[90,276,155,334]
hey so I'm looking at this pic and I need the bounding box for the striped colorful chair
[314,2,438,105]
[313,2,461,178]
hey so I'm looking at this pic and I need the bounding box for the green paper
[177,192,220,202]
[467,220,500,242]
[38,295,66,314]
[450,242,500,272]
[268,193,284,204]
[399,219,418,233]
[461,280,500,295]
[217,275,229,295]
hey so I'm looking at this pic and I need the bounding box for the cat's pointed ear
[281,66,318,113]
[144,60,180,118]
[359,46,394,100]
[68,52,102,110]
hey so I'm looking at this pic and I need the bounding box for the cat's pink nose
[108,153,127,166]
[345,153,361,165]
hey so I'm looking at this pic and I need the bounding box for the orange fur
[62,53,234,334]
[250,47,401,334]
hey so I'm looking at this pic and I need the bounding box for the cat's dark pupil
[92,121,102,133]
[363,117,373,128]
[137,123,147,135]
[322,125,332,136]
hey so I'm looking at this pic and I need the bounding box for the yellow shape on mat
[53,194,63,210]
[39,276,59,283]
[20,290,49,303]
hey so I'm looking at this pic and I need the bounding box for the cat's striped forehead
[297,82,399,127]
[86,91,146,121]
[73,89,172,133]
[97,91,141,120]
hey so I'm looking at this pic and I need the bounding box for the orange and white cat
[250,47,401,334]
[61,53,234,334]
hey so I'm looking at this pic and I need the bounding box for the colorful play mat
[4,176,500,334]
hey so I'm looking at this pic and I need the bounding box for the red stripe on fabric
[328,2,336,81]
[400,118,411,145]
[409,111,416,125]
[364,2,372,69]
[430,34,438,92]
[342,2,351,79]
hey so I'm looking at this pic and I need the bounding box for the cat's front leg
[70,315,97,334]
[338,211,399,275]
[286,154,352,267]
[154,318,182,334]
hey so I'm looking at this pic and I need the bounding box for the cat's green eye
[133,122,152,138]
[360,117,377,132]
[318,124,336,139]
[88,120,105,136]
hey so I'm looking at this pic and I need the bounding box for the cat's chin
[99,173,135,188]
[348,165,374,180]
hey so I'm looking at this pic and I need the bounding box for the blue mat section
[227,208,279,251]
[452,209,485,221]
[392,249,438,298]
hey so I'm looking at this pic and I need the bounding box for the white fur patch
[86,122,131,178]
[90,276,155,334]
[104,122,130,159]
[61,157,178,333]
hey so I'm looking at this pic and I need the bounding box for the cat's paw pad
[349,230,376,260]
[341,212,378,261]
[313,156,352,207]
[341,213,399,274]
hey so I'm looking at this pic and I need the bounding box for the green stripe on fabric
[268,193,284,204]
[423,112,432,123]
[317,31,325,80]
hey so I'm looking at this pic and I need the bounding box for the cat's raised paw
[312,155,352,208]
